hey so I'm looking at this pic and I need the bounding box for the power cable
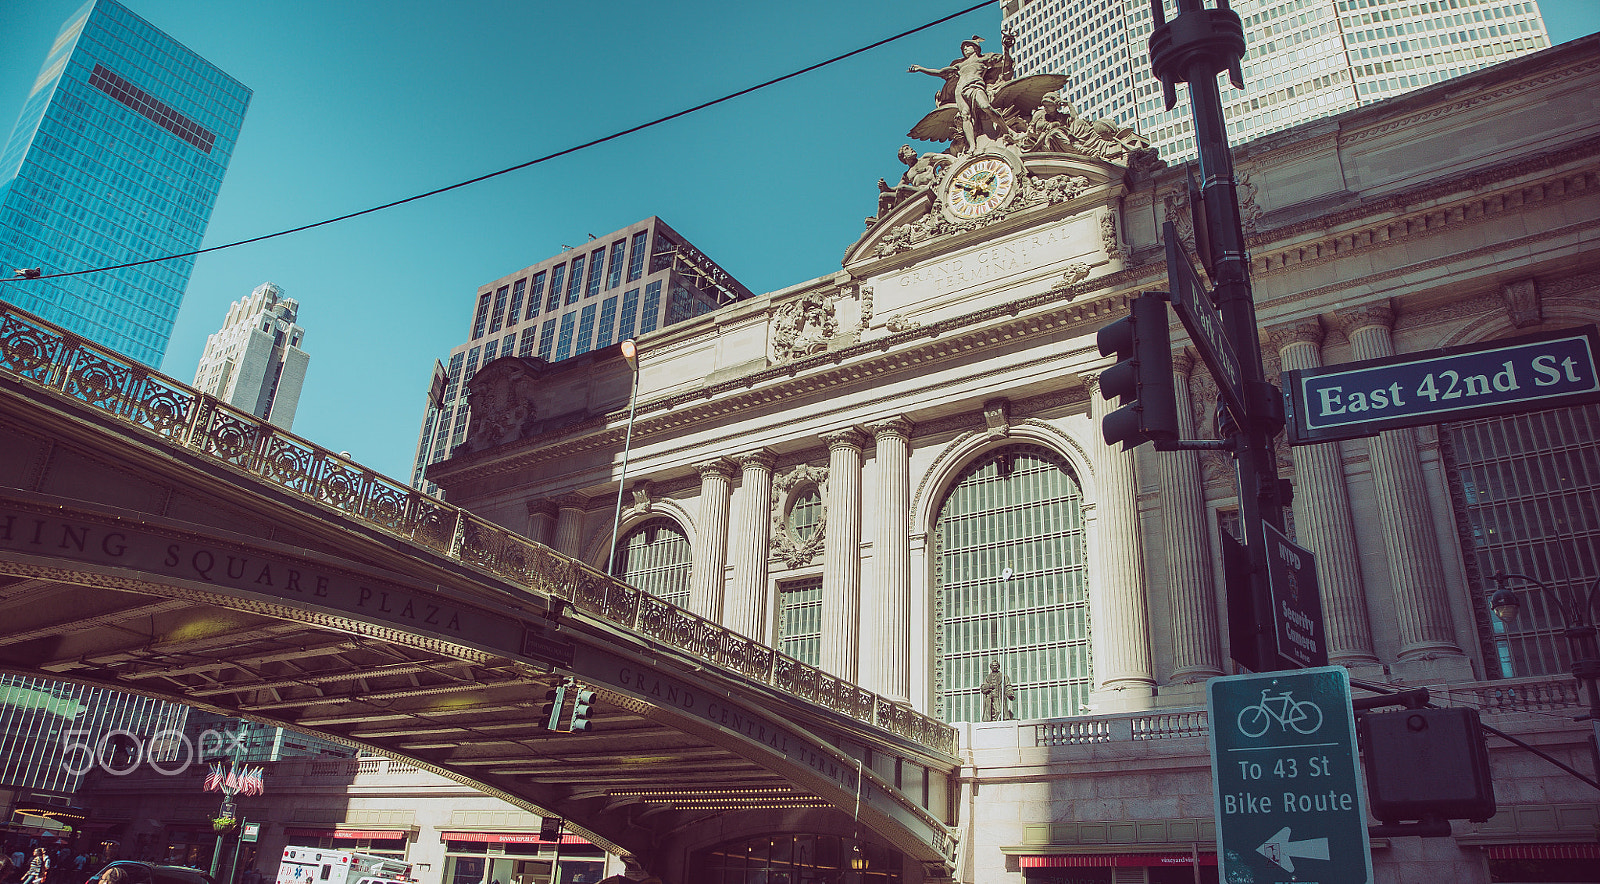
[14,1,992,283]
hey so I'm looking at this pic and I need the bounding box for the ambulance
[274,849,412,884]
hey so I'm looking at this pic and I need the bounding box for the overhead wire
[13,1,993,283]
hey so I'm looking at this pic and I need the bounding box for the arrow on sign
[1256,827,1330,872]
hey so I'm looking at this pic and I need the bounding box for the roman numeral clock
[941,152,1021,223]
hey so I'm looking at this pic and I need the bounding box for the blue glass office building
[0,0,250,366]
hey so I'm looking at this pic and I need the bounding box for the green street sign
[1208,667,1372,884]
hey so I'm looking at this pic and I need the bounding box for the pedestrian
[95,868,127,884]
[19,849,48,884]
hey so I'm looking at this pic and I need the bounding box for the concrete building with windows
[422,33,1600,883]
[1001,0,1551,164]
[410,217,754,493]
[191,282,309,431]
[0,0,250,367]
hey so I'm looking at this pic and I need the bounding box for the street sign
[241,822,260,843]
[1209,667,1372,884]
[1163,221,1246,427]
[1264,522,1327,668]
[1286,325,1600,444]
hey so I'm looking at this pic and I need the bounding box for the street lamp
[606,339,641,577]
[1488,570,1600,774]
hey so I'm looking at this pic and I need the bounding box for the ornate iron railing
[0,302,957,757]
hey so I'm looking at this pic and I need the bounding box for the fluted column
[525,500,557,548]
[1086,374,1156,698]
[1334,303,1462,660]
[689,458,734,622]
[551,494,587,558]
[1267,318,1378,665]
[867,417,912,702]
[727,450,775,641]
[1159,351,1224,680]
[820,428,866,682]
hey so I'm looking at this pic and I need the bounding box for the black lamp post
[1489,571,1600,774]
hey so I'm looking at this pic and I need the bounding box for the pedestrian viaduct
[0,304,961,882]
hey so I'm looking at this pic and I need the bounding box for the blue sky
[1,1,1594,483]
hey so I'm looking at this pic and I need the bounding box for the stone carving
[630,481,653,515]
[872,145,956,224]
[462,358,539,453]
[771,292,838,362]
[1100,208,1125,260]
[907,32,1020,152]
[1501,278,1542,328]
[885,314,924,332]
[983,398,1011,439]
[980,661,1016,721]
[771,464,829,567]
[1019,91,1159,167]
[1022,171,1092,205]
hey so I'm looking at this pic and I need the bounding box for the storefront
[439,831,604,884]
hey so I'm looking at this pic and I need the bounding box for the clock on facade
[944,154,1018,220]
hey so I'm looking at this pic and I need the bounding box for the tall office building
[0,0,250,366]
[192,282,309,430]
[1002,0,1551,163]
[410,217,753,493]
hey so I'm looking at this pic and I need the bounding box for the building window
[612,517,692,608]
[627,231,648,282]
[596,296,619,349]
[1446,402,1600,680]
[471,293,491,340]
[788,486,823,541]
[639,281,662,335]
[537,319,557,361]
[566,255,585,305]
[481,339,498,362]
[607,239,626,290]
[507,279,526,328]
[932,444,1090,723]
[586,247,606,298]
[488,285,509,333]
[554,312,576,361]
[574,304,597,356]
[528,271,547,319]
[618,288,640,342]
[517,327,536,359]
[777,577,824,666]
[546,265,566,313]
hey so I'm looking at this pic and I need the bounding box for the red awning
[1485,843,1600,860]
[1019,853,1218,868]
[440,832,592,846]
[284,828,408,841]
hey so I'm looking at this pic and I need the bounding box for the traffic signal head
[540,685,567,732]
[1362,707,1496,824]
[568,689,597,733]
[1095,293,1179,449]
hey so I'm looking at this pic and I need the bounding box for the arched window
[611,516,691,608]
[933,443,1091,722]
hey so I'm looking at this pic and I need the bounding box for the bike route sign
[1208,667,1372,884]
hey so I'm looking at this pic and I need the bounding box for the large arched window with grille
[933,443,1091,722]
[611,516,691,608]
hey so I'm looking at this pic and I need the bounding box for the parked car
[94,862,215,884]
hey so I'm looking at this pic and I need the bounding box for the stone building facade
[428,36,1600,884]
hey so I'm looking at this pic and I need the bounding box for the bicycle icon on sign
[1236,689,1324,737]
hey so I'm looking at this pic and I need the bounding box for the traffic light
[568,689,597,733]
[539,684,567,732]
[1361,707,1496,826]
[1096,293,1180,449]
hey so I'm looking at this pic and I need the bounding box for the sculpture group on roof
[866,29,1162,229]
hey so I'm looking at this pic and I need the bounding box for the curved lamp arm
[1490,571,1600,630]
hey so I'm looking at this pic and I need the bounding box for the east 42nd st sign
[1209,667,1373,884]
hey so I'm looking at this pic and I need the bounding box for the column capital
[1171,346,1197,376]
[1332,300,1395,336]
[697,457,736,481]
[525,499,558,519]
[1263,316,1325,354]
[734,449,776,472]
[822,427,867,451]
[867,416,913,442]
[554,493,588,511]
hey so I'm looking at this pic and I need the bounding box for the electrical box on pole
[1361,707,1496,826]
[1096,292,1180,450]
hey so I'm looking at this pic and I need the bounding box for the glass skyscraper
[0,0,250,366]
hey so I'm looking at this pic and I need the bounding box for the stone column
[821,428,866,683]
[1086,374,1156,700]
[867,417,913,702]
[550,494,587,559]
[525,500,557,548]
[727,450,775,641]
[1159,351,1224,681]
[1333,303,1463,661]
[689,458,734,622]
[1267,318,1378,665]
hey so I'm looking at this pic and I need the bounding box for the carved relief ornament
[770,464,829,567]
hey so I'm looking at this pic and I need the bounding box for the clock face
[946,156,1017,219]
